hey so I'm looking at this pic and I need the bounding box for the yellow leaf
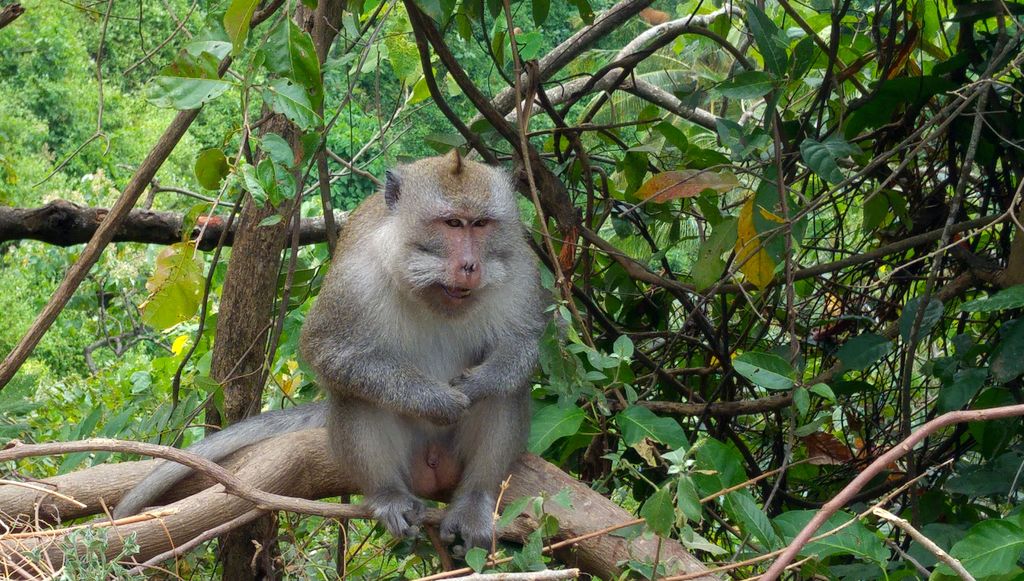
[636,170,738,203]
[735,199,776,289]
[171,335,189,355]
[286,359,299,373]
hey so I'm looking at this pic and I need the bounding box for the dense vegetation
[1,0,1024,578]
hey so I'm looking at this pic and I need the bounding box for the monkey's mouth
[440,285,473,300]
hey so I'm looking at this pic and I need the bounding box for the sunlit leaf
[616,406,688,450]
[937,520,1024,578]
[528,404,584,454]
[962,284,1024,312]
[263,79,319,131]
[734,198,776,289]
[733,352,794,390]
[636,170,738,203]
[141,242,204,329]
[224,0,259,55]
[194,148,229,190]
[149,51,231,110]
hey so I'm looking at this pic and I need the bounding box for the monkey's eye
[473,219,490,228]
[444,218,462,228]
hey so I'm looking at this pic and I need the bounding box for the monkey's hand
[418,385,471,425]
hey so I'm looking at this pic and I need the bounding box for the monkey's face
[404,212,512,316]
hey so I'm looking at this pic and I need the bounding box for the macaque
[116,151,546,550]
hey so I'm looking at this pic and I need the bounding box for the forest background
[0,0,1023,578]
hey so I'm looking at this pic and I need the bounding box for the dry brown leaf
[637,170,738,203]
[802,432,854,466]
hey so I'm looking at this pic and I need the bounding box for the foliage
[3,0,1024,578]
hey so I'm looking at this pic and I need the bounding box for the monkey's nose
[462,263,476,274]
[458,262,481,288]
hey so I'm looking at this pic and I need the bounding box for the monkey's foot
[440,490,495,554]
[367,489,425,538]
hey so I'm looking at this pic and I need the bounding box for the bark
[207,1,343,575]
[0,430,717,580]
[0,200,344,250]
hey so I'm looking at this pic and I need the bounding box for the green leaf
[836,333,893,371]
[149,51,231,110]
[261,133,295,168]
[194,148,229,190]
[725,491,780,550]
[258,214,283,227]
[716,71,775,99]
[616,406,688,450]
[937,520,1024,578]
[774,510,888,564]
[808,383,835,401]
[465,547,488,573]
[224,0,259,55]
[640,485,674,536]
[240,162,268,206]
[962,284,1024,312]
[497,496,531,531]
[793,386,809,415]
[532,0,549,25]
[690,216,734,288]
[800,135,860,184]
[264,79,319,131]
[515,30,544,60]
[263,21,322,103]
[733,352,795,390]
[141,242,204,329]
[613,334,634,359]
[991,319,1024,383]
[676,475,703,522]
[938,367,987,412]
[899,296,943,342]
[528,404,584,454]
[744,1,788,75]
[654,121,689,151]
[691,438,747,496]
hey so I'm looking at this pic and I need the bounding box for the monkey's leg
[442,394,530,550]
[329,399,425,537]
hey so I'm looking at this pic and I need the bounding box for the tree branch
[0,431,717,580]
[0,200,346,250]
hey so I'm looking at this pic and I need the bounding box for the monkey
[114,151,547,551]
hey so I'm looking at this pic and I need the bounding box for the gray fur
[113,402,328,518]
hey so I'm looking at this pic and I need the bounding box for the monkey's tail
[112,402,329,518]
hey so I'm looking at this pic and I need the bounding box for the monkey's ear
[448,148,463,175]
[384,170,401,210]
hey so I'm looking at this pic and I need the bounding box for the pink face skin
[434,214,495,307]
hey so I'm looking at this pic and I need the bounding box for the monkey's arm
[453,323,543,403]
[303,338,470,424]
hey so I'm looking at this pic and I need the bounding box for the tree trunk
[208,2,342,576]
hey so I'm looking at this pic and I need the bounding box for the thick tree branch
[0,2,24,30]
[0,200,346,250]
[0,431,717,580]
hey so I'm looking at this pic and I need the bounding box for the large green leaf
[528,403,585,454]
[744,1,788,75]
[194,148,229,190]
[774,510,887,564]
[725,491,780,550]
[639,485,674,536]
[263,21,322,103]
[149,51,231,110]
[899,296,943,342]
[692,217,738,289]
[937,520,1024,578]
[962,284,1024,312]
[799,135,860,184]
[224,0,259,55]
[263,79,319,131]
[991,319,1024,383]
[716,71,775,99]
[616,406,688,450]
[141,242,204,329]
[937,367,987,412]
[691,438,746,496]
[733,352,795,390]
[836,333,893,371]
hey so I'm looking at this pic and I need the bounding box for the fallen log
[0,429,717,579]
